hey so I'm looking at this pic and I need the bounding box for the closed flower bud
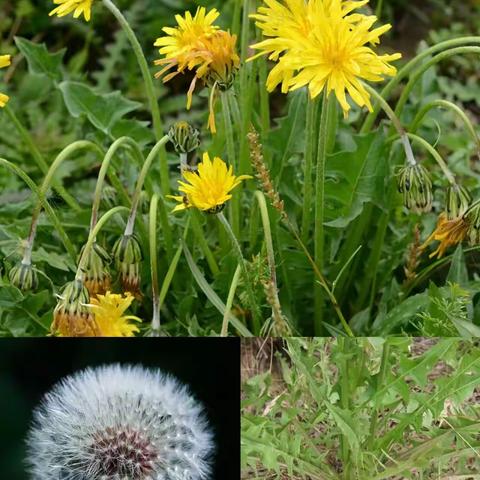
[52,280,98,337]
[168,121,201,154]
[445,184,471,220]
[79,242,111,297]
[9,262,38,291]
[465,200,480,245]
[397,164,433,214]
[112,234,143,297]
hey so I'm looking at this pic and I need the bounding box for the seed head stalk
[102,0,170,195]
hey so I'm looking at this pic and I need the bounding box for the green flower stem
[301,95,317,242]
[361,37,480,132]
[363,83,417,166]
[406,133,457,186]
[314,92,333,335]
[102,0,170,195]
[149,193,161,335]
[221,264,242,337]
[76,206,128,281]
[0,158,76,261]
[124,135,169,237]
[394,46,480,120]
[410,99,480,157]
[217,211,262,332]
[90,136,144,231]
[24,141,103,265]
[4,104,79,210]
[221,91,240,237]
[159,216,191,310]
[255,191,289,335]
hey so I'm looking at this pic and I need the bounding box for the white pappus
[26,364,214,480]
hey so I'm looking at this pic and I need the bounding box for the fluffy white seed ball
[26,364,214,480]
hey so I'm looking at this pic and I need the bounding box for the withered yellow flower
[89,292,141,337]
[421,213,469,259]
[154,7,240,132]
[0,55,11,107]
[250,0,401,114]
[168,152,251,213]
[49,0,93,21]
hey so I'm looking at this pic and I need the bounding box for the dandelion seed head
[27,364,214,480]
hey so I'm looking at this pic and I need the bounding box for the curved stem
[0,158,77,261]
[406,133,457,185]
[363,83,417,166]
[124,135,169,236]
[90,136,143,231]
[217,211,262,332]
[314,92,333,334]
[410,99,480,159]
[361,36,480,132]
[76,206,128,280]
[221,264,242,337]
[394,46,480,120]
[102,0,170,195]
[24,141,102,264]
[4,104,80,210]
[149,194,161,334]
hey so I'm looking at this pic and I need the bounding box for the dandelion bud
[397,164,433,214]
[52,279,98,337]
[26,364,214,480]
[79,242,111,296]
[112,234,143,296]
[465,201,480,245]
[445,184,471,220]
[9,262,38,291]
[168,121,201,154]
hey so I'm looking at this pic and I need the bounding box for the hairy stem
[102,0,170,195]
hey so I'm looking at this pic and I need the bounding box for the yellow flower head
[154,7,240,132]
[421,213,469,259]
[0,55,11,108]
[89,292,141,337]
[168,152,251,213]
[250,0,401,114]
[49,0,93,21]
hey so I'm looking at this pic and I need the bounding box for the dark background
[0,337,240,479]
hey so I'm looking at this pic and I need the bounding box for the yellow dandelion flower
[154,7,240,132]
[421,213,469,259]
[0,55,11,108]
[168,152,251,213]
[89,292,141,337]
[49,0,93,21]
[250,0,401,114]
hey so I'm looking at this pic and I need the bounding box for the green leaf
[324,131,387,228]
[58,81,141,134]
[14,36,65,81]
[446,245,468,285]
